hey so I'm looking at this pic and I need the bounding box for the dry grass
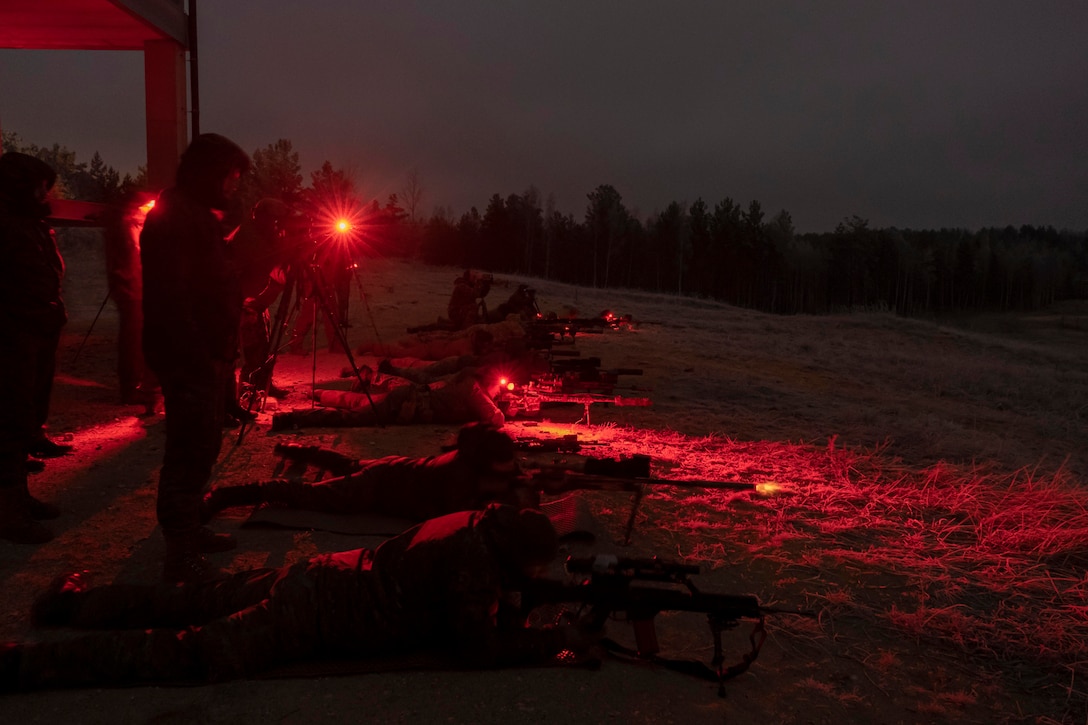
[489,266,1088,719]
[538,423,1088,707]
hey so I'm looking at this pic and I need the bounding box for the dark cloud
[2,1,1086,232]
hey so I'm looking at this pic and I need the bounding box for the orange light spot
[755,482,791,496]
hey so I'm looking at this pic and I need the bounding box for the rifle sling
[598,616,766,695]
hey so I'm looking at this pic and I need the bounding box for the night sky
[1,1,1086,233]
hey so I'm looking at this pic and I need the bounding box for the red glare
[335,219,352,233]
[138,199,156,214]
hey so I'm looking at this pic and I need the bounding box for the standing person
[0,152,67,544]
[447,270,491,330]
[231,198,292,403]
[140,134,251,583]
[103,189,159,412]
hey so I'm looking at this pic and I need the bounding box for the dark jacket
[140,135,250,379]
[366,503,562,664]
[0,153,66,333]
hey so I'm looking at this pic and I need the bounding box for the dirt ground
[1,239,1086,724]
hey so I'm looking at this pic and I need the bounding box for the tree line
[2,130,144,204]
[415,186,1088,316]
[5,131,1085,315]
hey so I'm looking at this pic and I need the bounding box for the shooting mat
[242,492,600,542]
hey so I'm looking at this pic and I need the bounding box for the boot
[27,437,73,459]
[0,486,53,545]
[162,535,229,585]
[31,571,92,628]
[189,526,237,553]
[270,412,298,432]
[123,386,162,416]
[202,484,263,521]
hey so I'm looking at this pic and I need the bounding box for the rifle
[513,434,599,454]
[546,357,645,395]
[521,458,761,544]
[523,553,813,696]
[527,317,609,342]
[496,380,651,423]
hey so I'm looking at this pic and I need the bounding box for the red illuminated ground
[1,244,1086,724]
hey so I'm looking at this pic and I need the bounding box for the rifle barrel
[528,471,760,495]
[572,473,758,491]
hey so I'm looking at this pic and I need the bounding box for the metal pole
[188,0,200,137]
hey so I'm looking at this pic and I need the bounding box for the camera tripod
[235,243,379,442]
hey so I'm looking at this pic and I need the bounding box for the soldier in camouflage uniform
[272,367,505,430]
[2,504,587,690]
[201,422,537,522]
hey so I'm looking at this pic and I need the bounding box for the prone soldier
[272,367,505,429]
[2,504,596,690]
[202,422,538,521]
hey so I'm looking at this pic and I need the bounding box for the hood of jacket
[0,152,57,219]
[175,133,251,210]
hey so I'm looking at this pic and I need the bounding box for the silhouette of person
[139,133,251,583]
[0,151,68,544]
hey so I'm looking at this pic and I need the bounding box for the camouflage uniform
[7,505,564,689]
[277,369,503,429]
[204,423,534,521]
